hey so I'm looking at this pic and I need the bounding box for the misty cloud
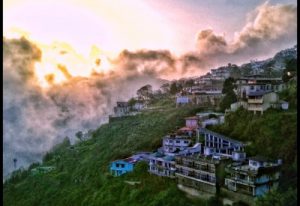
[195,2,297,64]
[3,38,167,179]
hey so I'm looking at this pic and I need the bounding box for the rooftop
[248,90,273,96]
[200,128,244,146]
[185,116,199,120]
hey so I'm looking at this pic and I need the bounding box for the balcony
[248,99,263,104]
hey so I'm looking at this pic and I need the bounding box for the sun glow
[4,0,176,87]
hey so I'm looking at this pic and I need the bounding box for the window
[250,85,254,90]
[121,164,125,168]
[116,163,120,167]
[184,140,189,144]
[176,140,180,143]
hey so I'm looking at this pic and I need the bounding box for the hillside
[3,81,297,206]
[3,102,213,206]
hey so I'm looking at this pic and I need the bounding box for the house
[197,128,245,158]
[110,158,137,176]
[132,101,146,111]
[161,134,201,156]
[224,156,282,197]
[148,152,176,178]
[175,155,230,194]
[113,101,130,117]
[184,116,199,128]
[247,91,278,114]
[236,75,285,99]
[176,95,190,106]
[177,116,199,136]
[193,91,223,107]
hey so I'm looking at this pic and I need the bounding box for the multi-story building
[236,75,285,99]
[224,156,282,197]
[113,101,130,117]
[148,152,176,178]
[197,128,245,158]
[247,91,279,114]
[175,155,230,194]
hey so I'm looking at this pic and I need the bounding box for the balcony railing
[248,99,263,104]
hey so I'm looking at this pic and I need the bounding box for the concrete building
[175,155,230,194]
[236,75,285,99]
[224,156,281,197]
[110,158,136,176]
[148,152,176,178]
[113,101,130,117]
[198,128,245,158]
[247,91,279,114]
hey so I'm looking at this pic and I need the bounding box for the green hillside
[3,84,297,206]
[3,103,211,206]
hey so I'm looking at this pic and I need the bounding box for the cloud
[3,38,168,179]
[195,1,297,64]
[196,29,227,54]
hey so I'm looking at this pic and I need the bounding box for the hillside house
[236,75,285,99]
[148,152,176,178]
[184,116,199,128]
[247,91,278,114]
[197,128,245,158]
[113,101,130,117]
[175,155,230,194]
[224,156,281,197]
[110,158,138,176]
[193,91,223,107]
[176,95,190,106]
[161,134,201,155]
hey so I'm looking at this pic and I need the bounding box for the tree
[128,97,137,107]
[137,84,153,100]
[220,91,237,111]
[75,131,83,141]
[170,82,178,95]
[222,77,235,94]
[282,58,297,82]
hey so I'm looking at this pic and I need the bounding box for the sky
[4,0,297,53]
[3,0,297,178]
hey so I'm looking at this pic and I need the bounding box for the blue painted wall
[255,184,270,196]
[255,175,269,184]
[110,160,134,176]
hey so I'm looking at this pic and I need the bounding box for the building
[175,155,229,194]
[110,158,136,176]
[113,101,130,117]
[161,134,201,156]
[148,152,176,178]
[132,101,146,111]
[176,95,190,106]
[224,156,282,197]
[247,91,278,114]
[198,128,245,158]
[185,116,199,128]
[193,91,223,107]
[236,75,285,99]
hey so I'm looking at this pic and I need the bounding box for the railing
[248,99,263,104]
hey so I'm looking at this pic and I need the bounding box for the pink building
[185,116,199,128]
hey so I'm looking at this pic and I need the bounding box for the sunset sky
[4,0,297,85]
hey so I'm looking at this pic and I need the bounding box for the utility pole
[13,158,17,169]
